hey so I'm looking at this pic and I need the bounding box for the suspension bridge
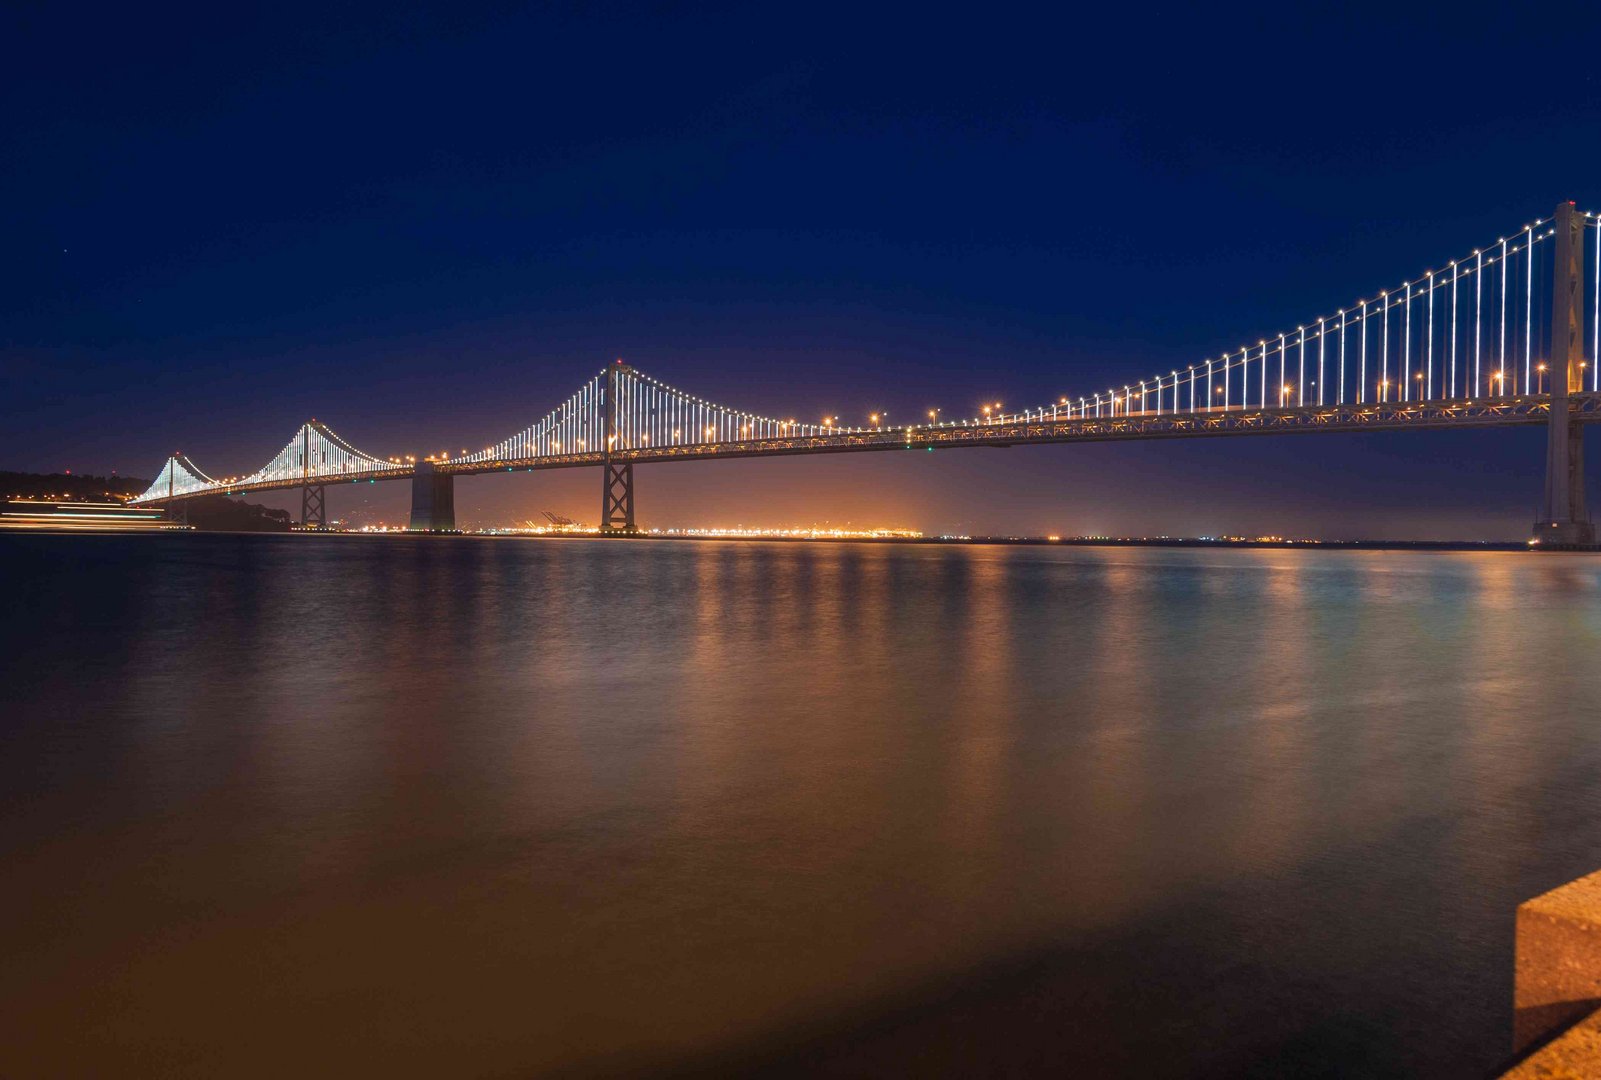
[130,203,1601,546]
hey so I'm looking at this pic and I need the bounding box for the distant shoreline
[500,534,1538,552]
[324,531,1543,552]
[2,524,1559,552]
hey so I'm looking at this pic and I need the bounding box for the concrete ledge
[1503,1005,1601,1079]
[1515,870,1601,1056]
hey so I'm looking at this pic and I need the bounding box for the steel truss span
[127,204,1601,544]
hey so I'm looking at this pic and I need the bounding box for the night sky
[6,1,1601,537]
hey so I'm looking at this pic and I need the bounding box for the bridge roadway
[121,203,1601,542]
[156,390,1597,503]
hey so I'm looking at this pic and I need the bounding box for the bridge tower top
[1552,201,1587,398]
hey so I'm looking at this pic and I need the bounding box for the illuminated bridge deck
[138,392,1598,502]
[125,203,1601,544]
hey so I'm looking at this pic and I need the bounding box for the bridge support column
[408,462,455,531]
[602,462,635,532]
[1533,202,1596,548]
[600,361,637,533]
[166,501,188,526]
[301,484,326,528]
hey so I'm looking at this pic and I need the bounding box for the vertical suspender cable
[1475,250,1482,395]
[1426,271,1435,399]
[1317,320,1326,405]
[1298,330,1305,405]
[1403,282,1412,402]
[1524,225,1536,396]
[1356,305,1365,404]
[1382,293,1390,401]
[1500,238,1508,392]
[1338,310,1347,405]
[1525,224,1534,394]
[1278,334,1286,406]
[1449,262,1458,398]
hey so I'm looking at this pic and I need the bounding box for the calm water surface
[3,534,1601,1077]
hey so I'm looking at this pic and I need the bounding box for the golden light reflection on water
[4,537,1601,1076]
[1233,554,1315,873]
[941,549,1015,862]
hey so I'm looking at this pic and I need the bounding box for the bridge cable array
[973,211,1599,426]
[130,208,1600,509]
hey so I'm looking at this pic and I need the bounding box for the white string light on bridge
[129,421,404,504]
[127,207,1601,510]
[138,453,219,500]
[967,212,1594,425]
[447,364,831,467]
[235,421,407,487]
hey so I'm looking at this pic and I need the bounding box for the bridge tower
[299,424,326,528]
[157,453,189,525]
[1533,201,1596,548]
[601,361,636,533]
[408,461,455,531]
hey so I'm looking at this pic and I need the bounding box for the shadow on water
[640,809,1497,1080]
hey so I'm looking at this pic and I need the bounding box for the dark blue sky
[6,1,1600,536]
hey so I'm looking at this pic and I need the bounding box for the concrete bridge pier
[409,462,455,531]
[1533,201,1597,548]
